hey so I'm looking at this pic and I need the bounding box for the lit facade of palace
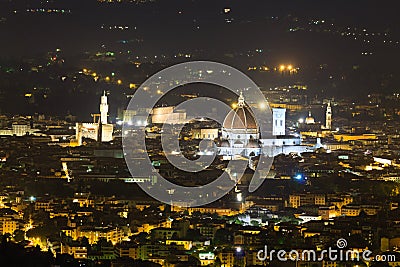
[75,92,114,145]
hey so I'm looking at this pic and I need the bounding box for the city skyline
[1,1,400,267]
[0,1,400,117]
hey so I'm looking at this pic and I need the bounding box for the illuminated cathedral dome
[223,92,258,131]
[305,111,315,124]
[219,92,261,158]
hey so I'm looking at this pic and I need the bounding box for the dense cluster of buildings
[1,0,400,265]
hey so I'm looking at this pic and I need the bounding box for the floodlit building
[192,128,219,140]
[219,92,262,158]
[325,101,332,130]
[272,108,286,136]
[75,92,114,144]
[300,102,333,136]
[0,122,39,136]
[151,106,187,124]
[289,193,326,208]
[12,123,31,136]
[217,92,304,159]
[61,242,88,259]
[0,217,19,235]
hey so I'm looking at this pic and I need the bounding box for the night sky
[0,0,398,56]
[0,0,399,117]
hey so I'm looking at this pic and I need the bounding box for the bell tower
[100,91,109,125]
[326,102,332,130]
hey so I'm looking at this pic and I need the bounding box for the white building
[192,128,219,140]
[151,106,187,124]
[272,108,286,136]
[0,123,39,136]
[325,102,332,130]
[219,92,262,158]
[217,93,307,160]
[75,92,114,144]
[12,124,31,136]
